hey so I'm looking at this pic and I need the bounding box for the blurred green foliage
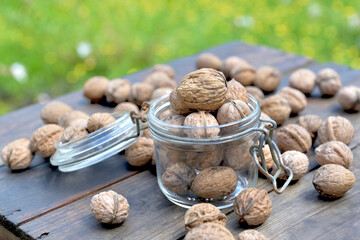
[1,0,360,114]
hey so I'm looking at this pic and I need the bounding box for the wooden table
[0,42,359,240]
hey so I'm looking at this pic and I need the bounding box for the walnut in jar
[289,68,316,94]
[186,149,223,171]
[317,116,354,145]
[169,89,192,115]
[226,79,248,103]
[254,66,281,92]
[217,100,251,125]
[316,68,342,96]
[162,113,186,126]
[104,78,131,103]
[83,76,109,102]
[162,162,196,195]
[40,101,73,124]
[30,124,64,157]
[183,111,220,139]
[1,138,34,170]
[196,53,222,70]
[223,140,253,170]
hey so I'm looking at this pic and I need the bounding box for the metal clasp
[250,118,293,194]
[122,102,150,141]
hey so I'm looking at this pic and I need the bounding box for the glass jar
[51,94,293,209]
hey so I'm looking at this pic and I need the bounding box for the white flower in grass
[234,15,255,29]
[348,14,360,28]
[307,3,322,17]
[77,42,92,58]
[10,63,27,83]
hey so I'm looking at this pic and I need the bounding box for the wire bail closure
[127,102,150,139]
[250,118,293,194]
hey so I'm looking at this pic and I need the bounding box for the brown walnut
[152,64,175,79]
[254,66,281,92]
[260,95,291,125]
[184,223,235,240]
[221,56,248,79]
[186,149,223,170]
[128,82,154,106]
[297,115,323,138]
[231,63,256,86]
[162,113,186,126]
[196,53,222,70]
[183,111,220,139]
[1,138,34,170]
[61,125,88,143]
[278,87,307,114]
[315,141,353,169]
[245,86,264,104]
[226,79,248,103]
[58,111,89,128]
[125,137,154,167]
[272,150,309,180]
[317,116,354,145]
[217,100,251,125]
[30,124,64,157]
[41,101,73,124]
[289,68,316,94]
[144,71,177,89]
[105,78,131,103]
[224,140,253,171]
[316,68,342,96]
[169,90,192,115]
[83,76,109,102]
[87,113,115,133]
[275,124,312,153]
[238,230,269,240]
[151,87,172,102]
[338,86,360,112]
[113,102,140,115]
[162,162,196,195]
[258,145,273,170]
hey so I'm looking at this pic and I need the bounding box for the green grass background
[1,0,359,114]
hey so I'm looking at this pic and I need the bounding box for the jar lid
[50,111,141,172]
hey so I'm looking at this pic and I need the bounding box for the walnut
[245,86,264,104]
[272,150,309,180]
[231,63,256,86]
[254,66,281,92]
[278,87,307,114]
[152,64,175,79]
[289,68,316,94]
[316,68,342,96]
[237,230,269,240]
[177,68,228,111]
[170,90,192,115]
[61,125,88,143]
[313,164,355,198]
[87,113,115,133]
[297,115,323,138]
[186,149,223,170]
[315,141,353,169]
[128,82,154,106]
[161,162,196,195]
[157,148,186,169]
[83,76,109,102]
[190,166,238,199]
[41,101,73,124]
[260,112,271,121]
[58,111,89,128]
[338,86,360,112]
[184,203,227,232]
[151,88,172,101]
[233,188,272,226]
[104,78,131,103]
[183,111,220,138]
[317,116,354,145]
[221,56,248,79]
[1,138,34,170]
[30,124,64,157]
[224,140,253,170]
[113,102,140,115]
[144,71,177,89]
[217,100,251,125]
[184,223,235,240]
[90,190,129,224]
[275,124,312,153]
[162,113,185,125]
[258,145,273,170]
[196,53,222,70]
[226,79,248,103]
[125,137,154,167]
[260,95,291,125]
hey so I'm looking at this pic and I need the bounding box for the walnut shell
[254,66,281,92]
[260,112,272,121]
[231,63,256,86]
[125,137,154,167]
[272,150,309,180]
[185,223,235,240]
[177,68,227,111]
[113,102,140,115]
[144,71,177,89]
[87,113,115,133]
[316,68,342,96]
[105,78,131,103]
[41,101,73,124]
[83,76,109,102]
[61,125,88,143]
[157,148,186,169]
[152,64,175,79]
[338,86,360,112]
[226,79,248,103]
[245,86,264,104]
[224,141,253,170]
[30,124,64,157]
[183,111,220,139]
[58,111,90,128]
[233,188,272,226]
[297,115,323,138]
[276,124,312,153]
[315,141,353,169]
[162,162,196,195]
[190,166,238,199]
[278,87,307,114]
[151,87,172,101]
[313,164,355,198]
[221,56,248,79]
[69,118,88,128]
[186,149,223,170]
[217,100,251,125]
[169,90,192,115]
[128,82,154,106]
[90,190,129,224]
[237,230,269,240]
[260,95,291,125]
[196,53,222,70]
[184,203,227,232]
[317,116,354,145]
[1,138,34,170]
[289,68,316,94]
[162,113,186,126]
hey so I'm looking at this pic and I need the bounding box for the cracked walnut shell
[297,115,323,138]
[275,124,312,153]
[317,116,354,145]
[238,230,269,240]
[185,223,235,240]
[183,111,220,139]
[162,162,196,195]
[278,87,307,114]
[30,124,64,157]
[90,190,129,224]
[105,78,131,103]
[233,188,272,226]
[177,68,227,111]
[217,100,251,125]
[254,66,281,92]
[125,137,154,167]
[313,164,355,198]
[83,76,109,102]
[338,86,360,112]
[316,68,342,96]
[196,53,222,70]
[41,101,73,124]
[260,95,291,125]
[272,151,309,180]
[289,68,316,94]
[315,141,353,169]
[184,203,226,232]
[226,79,248,103]
[87,113,115,133]
[1,138,34,170]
